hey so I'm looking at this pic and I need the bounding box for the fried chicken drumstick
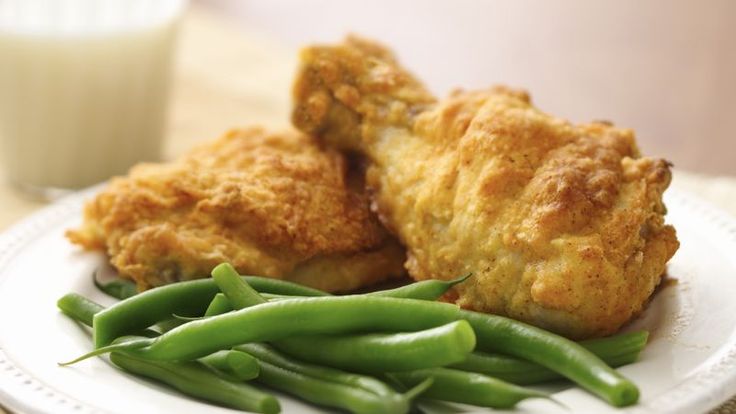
[293,37,679,338]
[68,127,405,292]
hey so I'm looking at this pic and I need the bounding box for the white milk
[0,0,185,196]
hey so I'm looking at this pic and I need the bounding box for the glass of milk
[0,0,186,199]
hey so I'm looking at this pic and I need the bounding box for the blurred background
[1,0,735,228]
[198,0,736,174]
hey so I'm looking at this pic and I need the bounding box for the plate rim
[1,184,736,414]
[0,186,99,414]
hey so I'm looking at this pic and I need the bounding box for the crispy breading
[67,127,405,291]
[292,37,679,338]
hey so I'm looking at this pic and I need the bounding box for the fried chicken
[67,127,405,292]
[292,37,679,338]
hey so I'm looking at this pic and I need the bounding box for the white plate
[1,184,735,414]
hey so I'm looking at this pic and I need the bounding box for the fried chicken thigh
[67,127,405,292]
[292,37,679,338]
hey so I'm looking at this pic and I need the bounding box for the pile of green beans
[57,294,278,412]
[59,262,648,413]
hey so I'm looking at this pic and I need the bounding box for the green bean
[93,279,221,348]
[109,351,279,413]
[243,276,329,297]
[75,297,460,362]
[453,350,628,385]
[392,367,548,409]
[93,270,138,300]
[258,361,404,414]
[204,293,301,314]
[256,275,468,303]
[57,293,159,338]
[581,330,649,360]
[200,350,260,381]
[190,295,289,321]
[600,353,644,370]
[153,317,188,334]
[273,320,476,372]
[453,352,557,385]
[212,263,267,308]
[58,293,104,326]
[236,343,398,397]
[237,343,414,414]
[262,293,312,301]
[366,274,471,300]
[93,275,329,348]
[171,314,201,322]
[226,350,262,381]
[175,296,233,321]
[461,310,639,407]
[451,330,648,385]
[204,293,234,316]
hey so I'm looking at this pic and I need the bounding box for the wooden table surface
[1,5,736,414]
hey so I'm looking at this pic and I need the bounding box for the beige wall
[201,0,736,175]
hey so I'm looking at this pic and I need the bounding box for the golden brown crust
[292,36,436,153]
[293,37,679,338]
[67,127,405,291]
